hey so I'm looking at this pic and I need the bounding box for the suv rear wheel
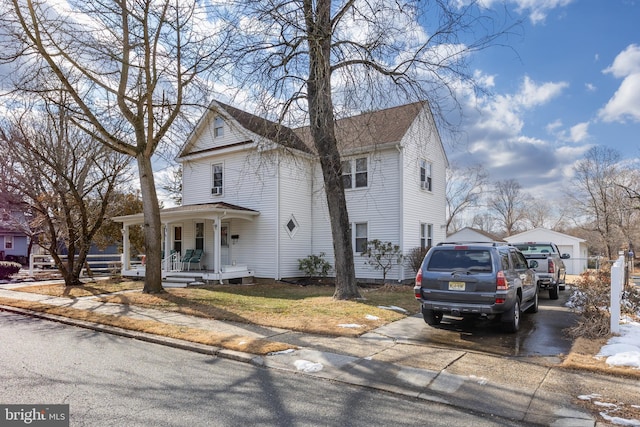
[502,298,521,333]
[422,308,443,326]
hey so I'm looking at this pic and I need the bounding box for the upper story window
[420,159,432,191]
[214,117,224,137]
[211,163,223,196]
[342,157,368,189]
[420,223,432,249]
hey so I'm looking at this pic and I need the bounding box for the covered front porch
[113,202,260,285]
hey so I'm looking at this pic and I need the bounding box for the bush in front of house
[0,261,21,280]
[298,252,332,279]
[406,246,430,273]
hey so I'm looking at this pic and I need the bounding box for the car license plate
[448,281,465,291]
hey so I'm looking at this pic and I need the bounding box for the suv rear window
[427,249,492,271]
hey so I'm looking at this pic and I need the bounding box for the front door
[220,222,230,266]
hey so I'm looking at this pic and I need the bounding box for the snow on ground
[596,317,640,369]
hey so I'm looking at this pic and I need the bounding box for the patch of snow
[596,318,640,369]
[377,305,408,313]
[599,412,640,426]
[294,359,323,373]
[338,323,363,328]
[365,314,380,321]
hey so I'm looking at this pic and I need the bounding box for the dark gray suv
[413,242,538,332]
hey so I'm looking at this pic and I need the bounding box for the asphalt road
[406,288,578,358]
[0,311,537,427]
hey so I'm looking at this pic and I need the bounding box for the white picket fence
[29,253,122,277]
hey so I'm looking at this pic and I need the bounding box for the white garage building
[504,228,588,275]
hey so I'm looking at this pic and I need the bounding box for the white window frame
[420,223,433,249]
[5,236,13,250]
[353,222,368,253]
[211,163,223,196]
[420,159,432,191]
[195,222,204,251]
[284,215,299,238]
[342,157,368,189]
[214,117,224,137]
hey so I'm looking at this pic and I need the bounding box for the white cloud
[516,76,568,108]
[457,0,575,25]
[599,44,640,123]
[569,122,590,142]
[585,83,596,92]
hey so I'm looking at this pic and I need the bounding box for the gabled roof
[294,102,426,152]
[179,100,430,158]
[447,227,504,242]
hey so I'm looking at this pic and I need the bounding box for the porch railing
[163,251,181,272]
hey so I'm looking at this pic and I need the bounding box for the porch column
[163,224,170,271]
[213,218,221,274]
[122,225,130,270]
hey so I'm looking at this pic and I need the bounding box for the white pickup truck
[510,242,570,300]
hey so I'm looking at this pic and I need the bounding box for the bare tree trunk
[137,153,164,293]
[304,0,359,300]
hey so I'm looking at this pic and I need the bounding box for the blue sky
[445,0,640,199]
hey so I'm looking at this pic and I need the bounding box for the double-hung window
[354,223,368,253]
[420,159,432,191]
[342,157,368,189]
[211,163,223,196]
[420,223,433,249]
[214,117,224,137]
[5,236,13,250]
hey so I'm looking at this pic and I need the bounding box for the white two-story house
[114,100,448,284]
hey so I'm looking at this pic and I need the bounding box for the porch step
[163,275,204,288]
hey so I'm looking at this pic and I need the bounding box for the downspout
[275,152,281,280]
[396,144,405,283]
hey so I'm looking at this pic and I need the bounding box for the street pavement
[1,281,638,426]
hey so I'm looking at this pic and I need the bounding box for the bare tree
[445,163,488,233]
[230,0,515,299]
[0,98,129,286]
[569,146,627,259]
[488,178,527,236]
[0,0,228,293]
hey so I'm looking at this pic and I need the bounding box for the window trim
[5,235,13,250]
[211,163,223,196]
[342,157,368,190]
[214,116,224,138]
[420,223,433,249]
[420,159,432,192]
[353,222,368,253]
[284,215,299,238]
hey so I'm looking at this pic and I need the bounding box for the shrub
[298,252,332,278]
[565,268,613,339]
[406,246,430,273]
[361,239,403,282]
[0,261,21,280]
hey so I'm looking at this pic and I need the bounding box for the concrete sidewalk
[1,283,637,426]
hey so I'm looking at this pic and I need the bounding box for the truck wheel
[549,284,559,300]
[502,298,521,333]
[559,273,566,291]
[422,308,443,326]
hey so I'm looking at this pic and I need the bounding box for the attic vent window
[214,117,224,137]
[285,215,299,238]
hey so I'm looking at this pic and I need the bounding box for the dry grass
[562,337,640,379]
[11,280,419,337]
[0,296,293,355]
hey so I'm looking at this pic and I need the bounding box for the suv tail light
[414,268,423,299]
[548,262,554,274]
[496,270,508,290]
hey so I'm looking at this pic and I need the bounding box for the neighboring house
[0,209,29,264]
[446,227,504,243]
[504,228,588,275]
[114,100,448,283]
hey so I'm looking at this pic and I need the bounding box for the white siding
[399,108,448,282]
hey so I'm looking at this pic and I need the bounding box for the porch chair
[180,249,194,270]
[186,249,204,271]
